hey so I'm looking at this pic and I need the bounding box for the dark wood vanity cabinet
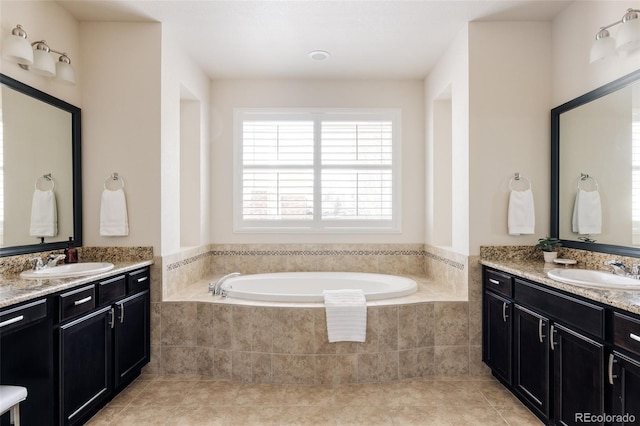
[513,305,549,420]
[58,305,113,425]
[483,290,512,384]
[609,312,640,425]
[551,323,605,426]
[0,299,54,426]
[483,267,610,425]
[57,268,150,425]
[114,289,150,389]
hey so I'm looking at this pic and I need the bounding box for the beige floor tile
[165,406,227,425]
[278,406,337,425]
[283,385,336,406]
[86,374,540,425]
[224,406,282,425]
[498,405,545,425]
[130,380,199,406]
[109,404,181,425]
[181,381,244,406]
[335,406,394,425]
[84,406,126,425]
[390,406,453,425]
[445,405,509,426]
[108,378,154,407]
[234,383,288,406]
[471,380,523,408]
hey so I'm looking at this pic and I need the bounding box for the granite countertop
[480,258,640,316]
[0,260,154,309]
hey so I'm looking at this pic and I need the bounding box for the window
[234,108,401,232]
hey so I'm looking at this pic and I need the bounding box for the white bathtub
[221,272,418,302]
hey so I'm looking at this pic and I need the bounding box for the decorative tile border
[424,251,465,271]
[166,251,215,271]
[166,248,429,272]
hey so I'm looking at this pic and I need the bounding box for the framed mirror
[0,74,82,257]
[551,69,640,257]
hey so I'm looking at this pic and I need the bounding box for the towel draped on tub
[322,289,367,343]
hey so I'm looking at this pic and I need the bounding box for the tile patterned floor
[86,374,543,425]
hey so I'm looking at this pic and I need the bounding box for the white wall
[160,26,212,256]
[79,22,162,253]
[552,1,640,106]
[424,26,469,254]
[468,22,552,255]
[210,79,425,244]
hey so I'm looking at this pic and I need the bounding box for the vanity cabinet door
[483,291,512,385]
[0,299,53,426]
[610,351,640,425]
[513,305,549,420]
[59,306,113,426]
[114,289,150,389]
[551,323,605,426]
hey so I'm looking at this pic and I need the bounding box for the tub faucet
[210,272,241,296]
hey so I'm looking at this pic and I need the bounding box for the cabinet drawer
[515,279,604,339]
[484,268,513,298]
[614,312,640,358]
[59,285,95,322]
[97,275,126,306]
[0,298,47,335]
[127,268,150,295]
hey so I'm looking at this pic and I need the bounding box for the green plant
[535,236,562,252]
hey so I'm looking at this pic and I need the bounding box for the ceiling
[58,0,573,79]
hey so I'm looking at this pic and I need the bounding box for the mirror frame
[0,73,82,257]
[551,68,640,258]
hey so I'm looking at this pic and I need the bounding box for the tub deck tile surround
[154,275,471,384]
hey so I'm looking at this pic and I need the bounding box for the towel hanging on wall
[100,174,129,236]
[507,174,535,235]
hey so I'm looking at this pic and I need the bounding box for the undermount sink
[547,268,640,290]
[20,262,115,280]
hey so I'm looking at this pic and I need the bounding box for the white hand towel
[323,289,367,343]
[100,188,129,236]
[29,189,57,237]
[572,189,601,235]
[508,189,535,235]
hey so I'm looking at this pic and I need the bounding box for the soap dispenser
[64,237,78,263]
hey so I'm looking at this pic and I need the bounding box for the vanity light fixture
[590,9,640,63]
[2,24,76,85]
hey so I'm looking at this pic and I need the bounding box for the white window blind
[234,109,400,232]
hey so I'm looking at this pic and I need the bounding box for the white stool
[0,386,27,426]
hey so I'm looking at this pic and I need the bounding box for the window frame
[233,108,402,233]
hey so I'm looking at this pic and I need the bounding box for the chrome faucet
[604,260,628,276]
[209,272,241,297]
[46,254,66,268]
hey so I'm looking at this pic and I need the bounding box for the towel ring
[577,174,599,191]
[104,173,125,190]
[509,173,531,191]
[34,174,55,191]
